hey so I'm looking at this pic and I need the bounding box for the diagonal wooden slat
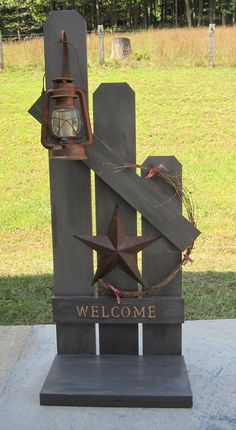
[84,137,200,250]
[29,94,200,251]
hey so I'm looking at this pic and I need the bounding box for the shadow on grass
[183,271,236,321]
[0,272,235,325]
[0,274,53,325]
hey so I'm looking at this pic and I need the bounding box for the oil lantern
[41,31,92,160]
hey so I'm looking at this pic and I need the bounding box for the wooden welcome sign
[53,297,184,324]
[29,10,200,408]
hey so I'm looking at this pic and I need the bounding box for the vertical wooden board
[44,10,88,92]
[50,161,94,296]
[43,11,93,295]
[142,156,182,296]
[99,325,138,355]
[143,324,182,355]
[93,83,138,354]
[142,156,182,355]
[93,84,137,291]
[44,11,94,353]
[57,324,95,354]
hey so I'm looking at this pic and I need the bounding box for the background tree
[1,0,236,36]
[185,0,192,27]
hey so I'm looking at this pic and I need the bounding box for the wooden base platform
[40,354,192,408]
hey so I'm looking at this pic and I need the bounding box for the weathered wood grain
[49,161,94,296]
[93,84,137,292]
[40,354,192,407]
[142,156,182,354]
[43,11,95,353]
[56,323,95,354]
[93,83,138,353]
[143,324,182,355]
[93,84,138,354]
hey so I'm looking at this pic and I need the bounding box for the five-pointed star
[74,205,160,286]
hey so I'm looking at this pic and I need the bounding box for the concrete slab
[0,325,31,395]
[0,320,235,430]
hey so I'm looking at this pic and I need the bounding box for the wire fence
[1,33,43,42]
[2,25,236,69]
[1,27,157,42]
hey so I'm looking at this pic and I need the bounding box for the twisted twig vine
[97,162,196,302]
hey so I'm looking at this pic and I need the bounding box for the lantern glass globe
[51,108,82,138]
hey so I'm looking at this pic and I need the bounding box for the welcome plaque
[53,297,184,324]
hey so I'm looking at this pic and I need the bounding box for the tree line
[1,1,236,38]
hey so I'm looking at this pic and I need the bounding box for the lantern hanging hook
[60,30,70,77]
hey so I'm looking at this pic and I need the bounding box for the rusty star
[74,205,160,286]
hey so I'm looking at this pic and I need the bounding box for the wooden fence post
[0,31,4,71]
[98,24,105,65]
[209,24,216,67]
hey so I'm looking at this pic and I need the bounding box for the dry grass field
[3,25,236,69]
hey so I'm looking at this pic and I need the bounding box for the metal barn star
[74,205,160,286]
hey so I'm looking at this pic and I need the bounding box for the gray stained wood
[28,10,200,357]
[40,354,192,407]
[56,323,95,354]
[29,11,193,407]
[53,296,184,324]
[44,10,88,93]
[93,83,138,354]
[142,156,182,355]
[44,11,94,353]
[143,324,182,355]
[49,161,94,296]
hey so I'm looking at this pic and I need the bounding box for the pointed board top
[43,9,88,92]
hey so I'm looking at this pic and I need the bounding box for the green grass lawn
[0,64,235,324]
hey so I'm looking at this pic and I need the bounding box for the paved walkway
[0,320,235,430]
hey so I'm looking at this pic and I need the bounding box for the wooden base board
[40,354,192,408]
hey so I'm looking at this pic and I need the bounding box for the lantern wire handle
[59,30,87,90]
[42,31,87,91]
[42,73,46,93]
[60,30,70,77]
